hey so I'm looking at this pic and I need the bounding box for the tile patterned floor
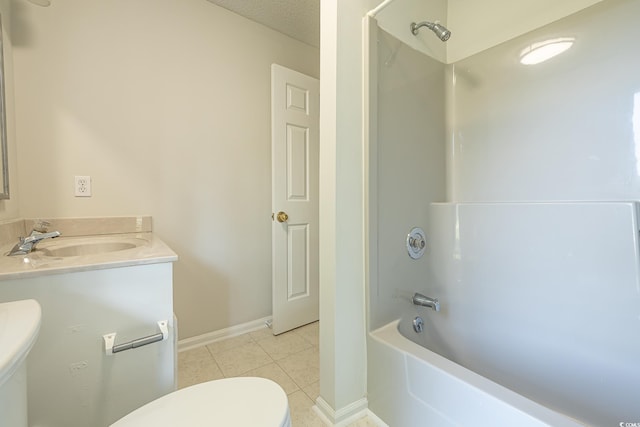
[178,322,377,427]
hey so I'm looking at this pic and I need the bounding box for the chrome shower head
[430,23,451,42]
[410,21,451,42]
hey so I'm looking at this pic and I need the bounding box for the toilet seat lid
[0,300,41,388]
[111,377,290,427]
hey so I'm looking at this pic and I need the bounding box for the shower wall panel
[450,0,640,202]
[420,201,640,425]
[370,26,446,330]
[446,0,602,63]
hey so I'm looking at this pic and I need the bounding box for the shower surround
[366,0,640,425]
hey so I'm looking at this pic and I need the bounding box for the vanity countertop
[0,233,178,280]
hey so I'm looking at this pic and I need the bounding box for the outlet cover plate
[74,176,91,197]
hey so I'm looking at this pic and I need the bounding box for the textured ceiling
[206,0,320,48]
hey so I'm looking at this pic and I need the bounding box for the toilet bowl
[111,377,291,427]
[0,299,41,427]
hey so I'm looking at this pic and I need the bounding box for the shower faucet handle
[409,235,425,250]
[407,227,427,259]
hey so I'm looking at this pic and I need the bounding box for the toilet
[0,299,41,427]
[111,376,291,427]
[0,299,290,427]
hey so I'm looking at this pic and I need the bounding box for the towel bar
[103,320,169,355]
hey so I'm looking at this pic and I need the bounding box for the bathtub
[367,202,640,426]
[368,320,584,427]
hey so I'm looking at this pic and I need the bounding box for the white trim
[177,316,272,352]
[366,0,397,17]
[313,396,334,422]
[313,396,369,426]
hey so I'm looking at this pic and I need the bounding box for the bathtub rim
[369,319,586,427]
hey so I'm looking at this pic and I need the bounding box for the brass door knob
[276,211,289,223]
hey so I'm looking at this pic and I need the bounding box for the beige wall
[0,0,19,221]
[11,0,319,338]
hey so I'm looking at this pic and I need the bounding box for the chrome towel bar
[103,320,169,355]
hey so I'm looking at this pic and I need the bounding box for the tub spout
[412,292,440,312]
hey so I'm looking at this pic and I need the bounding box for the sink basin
[40,242,137,257]
[36,236,146,258]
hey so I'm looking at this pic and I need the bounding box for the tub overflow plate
[407,227,426,259]
[413,317,424,333]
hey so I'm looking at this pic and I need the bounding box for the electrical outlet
[74,176,91,197]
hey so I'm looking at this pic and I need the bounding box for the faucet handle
[32,219,51,233]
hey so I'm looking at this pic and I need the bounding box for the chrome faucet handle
[24,231,61,244]
[32,219,51,234]
[407,227,427,259]
[409,236,425,250]
[8,230,61,256]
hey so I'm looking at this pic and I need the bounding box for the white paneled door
[271,64,319,335]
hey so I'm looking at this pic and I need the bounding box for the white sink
[40,242,137,257]
[37,236,147,258]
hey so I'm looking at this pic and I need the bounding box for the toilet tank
[0,299,41,427]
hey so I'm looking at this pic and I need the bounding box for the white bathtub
[367,320,585,427]
[367,202,640,426]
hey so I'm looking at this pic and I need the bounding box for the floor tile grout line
[273,359,317,391]
[178,326,319,375]
[176,322,356,426]
[254,340,316,361]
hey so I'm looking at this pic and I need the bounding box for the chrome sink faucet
[412,292,440,312]
[8,220,61,256]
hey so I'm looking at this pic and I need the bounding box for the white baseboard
[314,396,370,426]
[177,316,272,352]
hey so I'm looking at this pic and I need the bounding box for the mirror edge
[0,12,9,200]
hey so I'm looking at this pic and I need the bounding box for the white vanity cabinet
[0,262,176,427]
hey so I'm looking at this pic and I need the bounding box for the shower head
[410,21,451,42]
